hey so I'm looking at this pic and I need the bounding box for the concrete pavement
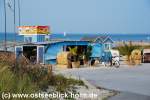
[57,64,150,99]
[109,92,150,100]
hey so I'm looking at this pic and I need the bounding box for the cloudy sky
[0,0,150,33]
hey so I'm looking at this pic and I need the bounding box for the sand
[0,41,24,52]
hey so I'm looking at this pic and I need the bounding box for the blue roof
[81,36,114,43]
[33,41,62,45]
[33,40,90,45]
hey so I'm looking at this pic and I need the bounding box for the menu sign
[18,26,50,35]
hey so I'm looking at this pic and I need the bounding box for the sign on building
[18,26,50,35]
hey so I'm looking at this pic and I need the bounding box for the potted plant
[117,43,139,65]
[69,47,80,68]
[84,45,92,66]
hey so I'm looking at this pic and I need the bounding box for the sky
[0,0,150,33]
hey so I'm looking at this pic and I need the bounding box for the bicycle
[111,56,120,68]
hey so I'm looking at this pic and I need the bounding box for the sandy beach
[0,41,24,52]
[115,41,150,47]
[0,41,150,52]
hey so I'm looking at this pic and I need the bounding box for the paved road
[109,92,150,100]
[58,64,150,99]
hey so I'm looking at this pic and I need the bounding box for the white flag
[64,32,66,37]
[6,0,14,12]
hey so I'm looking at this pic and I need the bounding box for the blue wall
[44,43,63,64]
[24,35,45,43]
[44,41,89,64]
[43,41,113,64]
[91,43,104,58]
[15,40,113,64]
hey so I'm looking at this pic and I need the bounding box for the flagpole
[18,0,21,26]
[4,0,7,51]
[14,0,16,51]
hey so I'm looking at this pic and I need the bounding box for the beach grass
[115,43,150,56]
[117,43,141,56]
[114,43,150,65]
[0,52,85,100]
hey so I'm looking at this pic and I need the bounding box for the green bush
[86,45,92,60]
[117,43,141,56]
[0,64,39,100]
[0,53,85,100]
[48,75,85,93]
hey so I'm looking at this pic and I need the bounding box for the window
[24,37,32,43]
[37,46,44,64]
[104,43,112,50]
[45,35,49,41]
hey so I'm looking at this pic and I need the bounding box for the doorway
[64,45,88,65]
[23,46,37,64]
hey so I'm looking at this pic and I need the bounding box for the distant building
[15,26,114,65]
[15,36,113,65]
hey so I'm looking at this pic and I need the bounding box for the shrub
[0,64,39,100]
[0,52,85,100]
[117,43,140,56]
[0,51,16,66]
[116,43,142,65]
[48,74,85,93]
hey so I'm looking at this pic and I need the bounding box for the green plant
[85,45,92,60]
[27,64,50,91]
[69,46,78,55]
[0,64,39,100]
[117,43,140,56]
[0,52,86,100]
[117,43,141,65]
[69,46,78,62]
[48,74,85,93]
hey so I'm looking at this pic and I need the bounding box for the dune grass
[0,52,85,100]
[115,43,150,57]
[117,43,141,57]
[114,43,150,65]
[0,63,39,100]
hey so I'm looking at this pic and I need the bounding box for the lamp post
[4,0,7,51]
[14,0,16,49]
[18,0,21,26]
[147,36,150,45]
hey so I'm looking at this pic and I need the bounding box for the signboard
[18,26,50,35]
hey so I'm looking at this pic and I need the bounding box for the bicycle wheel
[114,61,120,68]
